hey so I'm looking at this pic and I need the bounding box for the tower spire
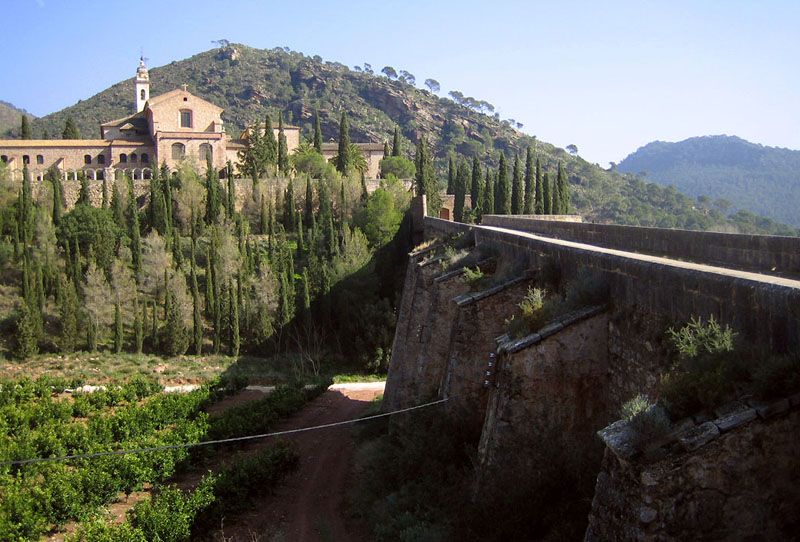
[135,55,150,113]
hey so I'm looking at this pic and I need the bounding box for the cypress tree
[414,136,433,198]
[77,173,91,206]
[227,173,235,218]
[534,159,544,214]
[300,267,311,312]
[392,126,401,157]
[163,171,174,235]
[260,194,268,234]
[277,114,289,175]
[264,115,277,173]
[162,281,189,356]
[191,259,202,355]
[360,171,368,204]
[383,142,390,158]
[319,181,336,258]
[134,297,144,354]
[542,172,552,214]
[101,177,109,209]
[283,178,295,231]
[481,166,494,218]
[496,153,510,214]
[454,161,469,222]
[339,180,347,223]
[205,247,214,317]
[336,111,351,175]
[313,109,323,153]
[15,303,38,359]
[62,117,80,139]
[523,147,534,214]
[556,162,570,214]
[48,167,64,226]
[131,202,142,282]
[113,301,123,353]
[511,153,523,214]
[229,279,240,356]
[111,178,124,226]
[205,159,221,224]
[59,278,79,353]
[304,175,314,226]
[20,115,31,139]
[446,156,455,194]
[278,273,291,326]
[150,299,157,350]
[172,228,183,269]
[470,156,482,218]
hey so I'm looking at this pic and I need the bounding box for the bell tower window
[180,110,193,128]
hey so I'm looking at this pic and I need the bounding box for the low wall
[587,401,800,541]
[481,215,800,277]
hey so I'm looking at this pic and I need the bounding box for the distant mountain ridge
[618,135,800,227]
[0,101,35,137]
[10,44,797,235]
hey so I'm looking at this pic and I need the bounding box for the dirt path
[214,382,384,542]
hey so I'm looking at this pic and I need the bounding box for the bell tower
[135,56,150,113]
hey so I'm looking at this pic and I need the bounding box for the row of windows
[0,153,150,166]
[171,143,212,161]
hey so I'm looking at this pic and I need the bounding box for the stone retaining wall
[481,215,800,277]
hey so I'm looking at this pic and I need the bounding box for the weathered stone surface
[748,398,791,419]
[598,419,639,461]
[713,406,757,433]
[678,422,720,452]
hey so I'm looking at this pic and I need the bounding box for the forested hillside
[0,101,34,138]
[618,135,800,228]
[26,44,796,235]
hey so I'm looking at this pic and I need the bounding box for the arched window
[119,153,128,163]
[140,89,146,101]
[97,155,106,165]
[36,155,44,165]
[23,155,30,165]
[171,143,186,160]
[140,153,149,164]
[180,110,192,128]
[130,152,137,162]
[84,155,92,165]
[199,143,213,162]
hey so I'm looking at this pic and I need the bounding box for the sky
[2,0,798,165]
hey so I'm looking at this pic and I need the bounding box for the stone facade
[0,58,383,185]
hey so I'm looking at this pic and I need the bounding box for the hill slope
[28,44,796,235]
[618,135,800,227]
[0,101,35,137]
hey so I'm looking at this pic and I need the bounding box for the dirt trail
[214,383,384,542]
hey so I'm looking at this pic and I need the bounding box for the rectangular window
[180,111,192,128]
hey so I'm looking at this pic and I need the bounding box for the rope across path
[2,396,450,467]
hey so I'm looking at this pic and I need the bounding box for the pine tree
[447,156,456,194]
[481,166,494,218]
[496,153,510,214]
[113,301,123,353]
[336,111,351,175]
[392,126,401,157]
[556,162,570,214]
[14,303,38,359]
[511,153,523,214]
[470,157,482,218]
[277,114,289,176]
[62,117,80,139]
[534,159,544,214]
[20,115,31,139]
[313,109,323,153]
[134,297,144,354]
[454,161,469,222]
[542,172,552,214]
[523,147,534,214]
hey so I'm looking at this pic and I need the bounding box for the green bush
[620,394,671,444]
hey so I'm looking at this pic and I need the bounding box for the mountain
[0,101,35,137]
[28,44,797,236]
[618,135,800,227]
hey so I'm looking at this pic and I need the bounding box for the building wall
[147,90,223,134]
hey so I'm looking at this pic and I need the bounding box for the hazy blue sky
[2,0,798,164]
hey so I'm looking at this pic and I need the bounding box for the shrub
[667,315,735,361]
[620,394,672,443]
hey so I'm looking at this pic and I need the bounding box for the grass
[0,352,313,387]
[331,373,386,384]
